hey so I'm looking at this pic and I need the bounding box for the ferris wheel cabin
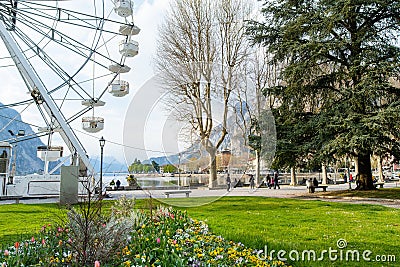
[0,142,12,195]
[37,146,63,162]
[108,80,129,97]
[119,24,140,36]
[109,64,131,73]
[81,99,106,107]
[119,40,139,57]
[82,117,104,133]
[114,0,133,17]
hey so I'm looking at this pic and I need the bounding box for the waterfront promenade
[1,182,399,208]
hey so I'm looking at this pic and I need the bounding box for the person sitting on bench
[306,178,314,193]
[313,177,319,187]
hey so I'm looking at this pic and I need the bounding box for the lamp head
[99,136,105,148]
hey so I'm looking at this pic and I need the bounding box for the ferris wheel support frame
[0,20,95,175]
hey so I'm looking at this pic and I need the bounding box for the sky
[0,0,171,166]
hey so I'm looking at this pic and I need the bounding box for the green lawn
[0,204,66,246]
[0,197,399,267]
[318,187,400,200]
[164,197,400,267]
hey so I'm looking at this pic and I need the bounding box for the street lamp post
[178,153,181,189]
[99,136,105,196]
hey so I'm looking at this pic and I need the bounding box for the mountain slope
[0,103,50,175]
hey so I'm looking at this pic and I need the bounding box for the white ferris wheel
[0,0,140,176]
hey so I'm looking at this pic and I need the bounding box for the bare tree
[233,46,282,185]
[156,0,253,187]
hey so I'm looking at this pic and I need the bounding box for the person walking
[266,174,272,189]
[273,171,280,189]
[249,174,255,190]
[226,173,231,192]
[116,179,121,190]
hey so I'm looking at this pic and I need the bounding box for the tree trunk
[377,155,384,182]
[208,148,218,188]
[354,156,359,177]
[255,150,261,186]
[321,163,328,185]
[356,152,375,190]
[290,167,297,185]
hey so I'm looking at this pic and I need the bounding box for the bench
[315,185,328,192]
[164,190,191,198]
[374,182,385,188]
[0,195,23,204]
[307,185,328,193]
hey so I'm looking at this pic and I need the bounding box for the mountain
[0,103,128,175]
[89,156,129,173]
[0,103,48,175]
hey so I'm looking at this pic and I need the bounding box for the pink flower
[41,239,46,245]
[3,250,9,256]
[31,237,35,243]
[95,260,100,267]
[156,238,161,244]
[173,240,177,245]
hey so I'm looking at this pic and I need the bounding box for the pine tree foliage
[248,0,400,189]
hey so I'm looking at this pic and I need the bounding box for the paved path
[1,182,399,208]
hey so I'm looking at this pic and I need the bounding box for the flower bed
[0,205,291,267]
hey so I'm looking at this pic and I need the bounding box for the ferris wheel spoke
[16,1,132,36]
[12,14,125,102]
[15,12,110,66]
[12,28,93,101]
[66,106,94,124]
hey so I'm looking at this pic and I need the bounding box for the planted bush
[0,203,290,267]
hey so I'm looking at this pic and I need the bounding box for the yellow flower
[122,246,131,255]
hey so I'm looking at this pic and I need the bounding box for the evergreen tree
[151,160,160,173]
[249,0,400,189]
